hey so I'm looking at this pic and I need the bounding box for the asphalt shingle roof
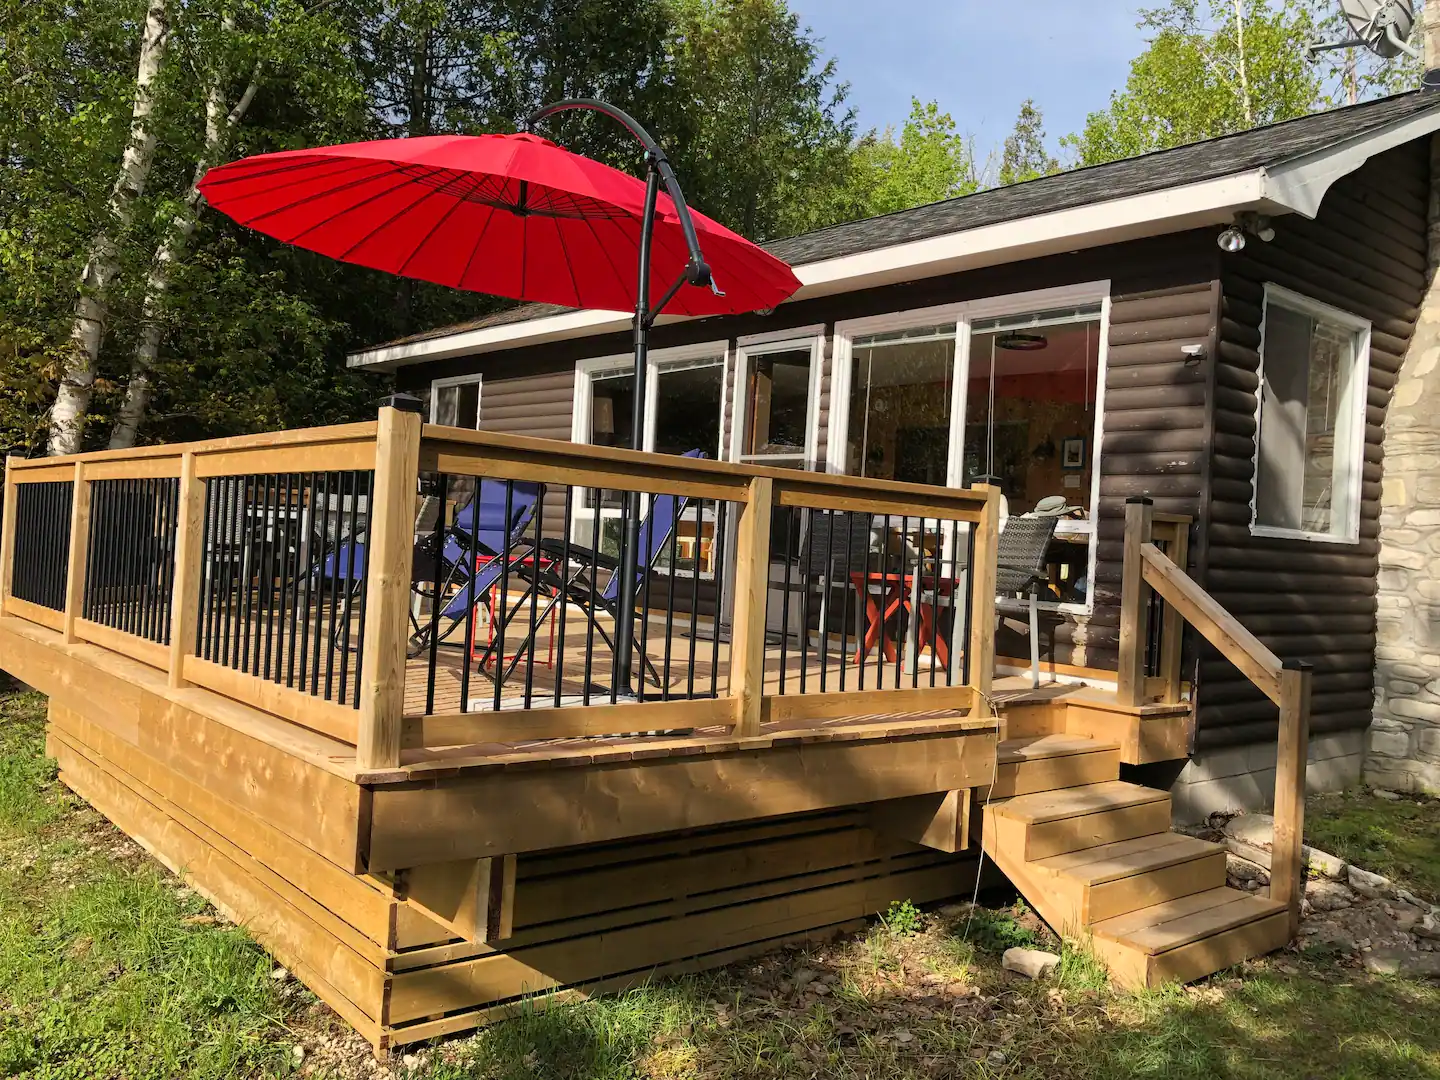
[365,91,1440,352]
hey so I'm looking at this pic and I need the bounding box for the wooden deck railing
[1,399,1001,771]
[1117,496,1312,937]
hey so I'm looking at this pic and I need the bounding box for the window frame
[570,340,731,574]
[829,280,1111,616]
[1249,283,1371,546]
[429,373,483,428]
[730,325,826,470]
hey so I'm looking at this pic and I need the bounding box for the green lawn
[2,686,1439,1079]
[1306,788,1440,903]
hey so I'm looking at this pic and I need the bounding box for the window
[735,337,819,469]
[430,376,481,428]
[1253,286,1370,542]
[846,325,957,485]
[831,283,1110,614]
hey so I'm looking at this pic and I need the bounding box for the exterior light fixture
[1217,225,1246,253]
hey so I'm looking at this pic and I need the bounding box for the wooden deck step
[1090,887,1285,954]
[992,780,1167,824]
[1034,833,1220,886]
[990,735,1122,799]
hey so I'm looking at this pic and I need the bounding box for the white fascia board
[346,170,1271,372]
[347,107,1440,373]
[1261,108,1440,218]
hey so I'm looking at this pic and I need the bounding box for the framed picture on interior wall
[1061,436,1086,470]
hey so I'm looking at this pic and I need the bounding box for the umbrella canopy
[197,133,800,318]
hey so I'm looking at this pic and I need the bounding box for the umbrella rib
[285,167,446,244]
[397,171,486,277]
[457,201,502,291]
[333,166,459,261]
[550,213,583,308]
[203,155,369,193]
[577,213,640,312]
[248,163,416,230]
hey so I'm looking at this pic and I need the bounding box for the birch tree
[49,0,171,454]
[109,15,259,449]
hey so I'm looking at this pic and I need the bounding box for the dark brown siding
[1197,144,1427,750]
[478,369,574,442]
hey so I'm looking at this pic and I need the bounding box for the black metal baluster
[324,472,343,701]
[522,491,544,710]
[338,472,358,704]
[582,491,601,707]
[425,475,447,716]
[799,507,814,696]
[138,481,155,640]
[962,523,977,687]
[459,479,479,716]
[241,477,260,674]
[163,479,181,644]
[298,473,317,693]
[710,500,728,700]
[263,475,281,677]
[929,517,942,688]
[554,486,573,709]
[661,497,680,701]
[894,515,907,690]
[82,484,99,622]
[217,479,234,667]
[494,481,515,713]
[351,472,375,709]
[636,492,654,704]
[685,498,702,700]
[819,510,833,694]
[778,506,795,696]
[284,475,301,687]
[840,511,856,693]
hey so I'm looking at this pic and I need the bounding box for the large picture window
[1253,286,1370,543]
[832,284,1109,613]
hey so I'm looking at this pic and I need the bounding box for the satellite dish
[1306,0,1420,62]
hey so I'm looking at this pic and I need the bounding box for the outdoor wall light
[1217,224,1247,253]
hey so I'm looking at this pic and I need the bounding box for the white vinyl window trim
[1249,284,1371,546]
[429,373,482,428]
[730,329,825,469]
[828,280,1111,616]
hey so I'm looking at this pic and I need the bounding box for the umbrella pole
[613,162,662,699]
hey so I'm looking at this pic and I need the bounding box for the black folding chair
[994,514,1059,688]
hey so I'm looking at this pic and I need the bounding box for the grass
[2,686,1440,1079]
[1306,788,1440,902]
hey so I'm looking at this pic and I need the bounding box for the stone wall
[1371,135,1440,796]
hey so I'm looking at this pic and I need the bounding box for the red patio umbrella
[197,126,799,318]
[199,99,799,697]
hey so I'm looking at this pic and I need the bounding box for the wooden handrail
[1117,498,1312,940]
[1140,543,1282,706]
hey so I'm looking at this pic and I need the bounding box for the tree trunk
[1369,0,1440,795]
[109,44,260,450]
[49,0,171,455]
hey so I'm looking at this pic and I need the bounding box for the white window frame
[1249,284,1371,546]
[730,325,826,469]
[570,341,731,572]
[829,280,1111,616]
[429,373,482,428]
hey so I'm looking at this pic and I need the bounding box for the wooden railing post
[729,475,773,736]
[966,484,1000,716]
[1271,659,1313,939]
[1116,496,1154,706]
[1156,519,1189,705]
[168,452,205,688]
[62,461,91,644]
[0,458,18,618]
[358,395,424,770]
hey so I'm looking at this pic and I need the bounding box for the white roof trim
[348,108,1440,372]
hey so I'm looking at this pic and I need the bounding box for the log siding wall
[397,147,1430,751]
[1198,145,1426,750]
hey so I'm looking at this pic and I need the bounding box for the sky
[793,1,1150,167]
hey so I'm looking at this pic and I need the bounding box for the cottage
[354,90,1440,816]
[3,91,1437,1053]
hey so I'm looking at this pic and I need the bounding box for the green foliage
[1307,789,1440,903]
[999,98,1060,186]
[828,98,981,222]
[955,905,1041,953]
[882,898,923,936]
[1064,0,1324,167]
[0,693,58,833]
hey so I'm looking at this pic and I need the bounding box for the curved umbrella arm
[527,98,716,294]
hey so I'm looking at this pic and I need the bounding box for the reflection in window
[741,347,812,467]
[964,308,1101,517]
[846,326,955,484]
[653,359,724,458]
[1255,293,1366,538]
[432,380,481,429]
[589,369,636,449]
